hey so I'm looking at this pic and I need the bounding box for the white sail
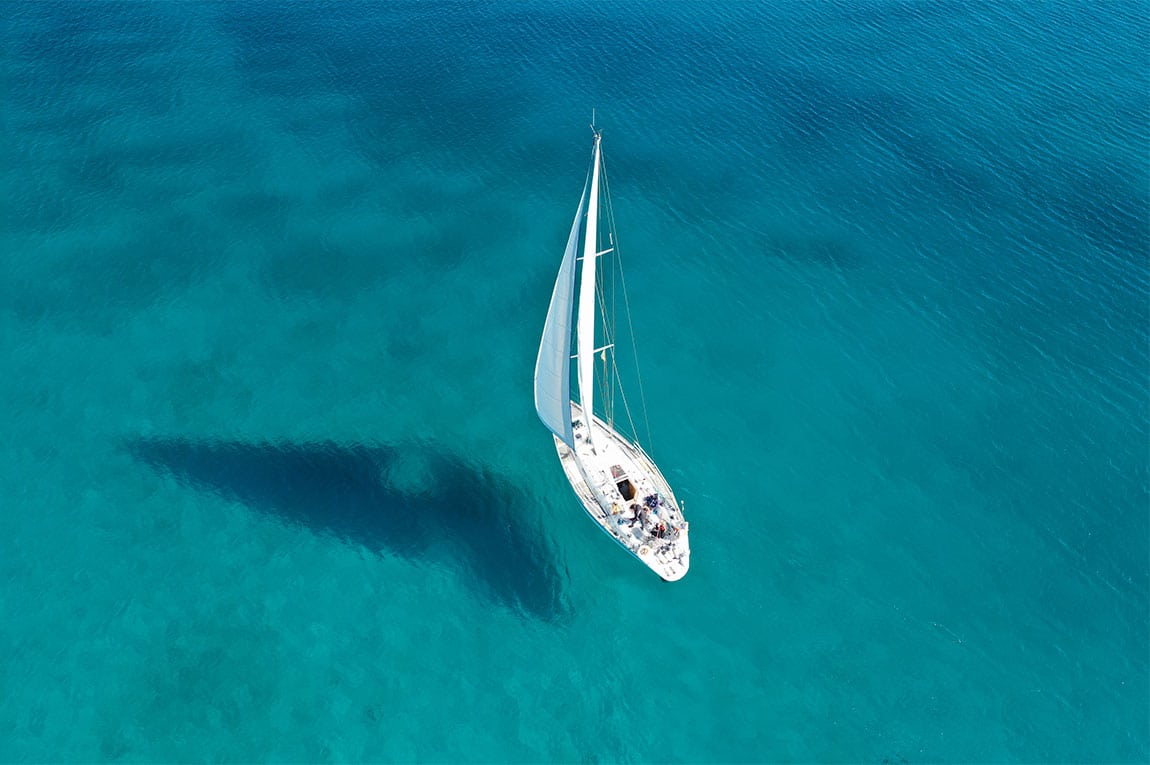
[534,172,590,448]
[576,133,603,452]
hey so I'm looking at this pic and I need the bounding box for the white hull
[554,402,690,581]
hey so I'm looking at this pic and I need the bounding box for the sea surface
[1,1,1147,762]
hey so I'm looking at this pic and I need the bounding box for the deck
[554,402,690,581]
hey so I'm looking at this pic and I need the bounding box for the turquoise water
[2,1,1147,761]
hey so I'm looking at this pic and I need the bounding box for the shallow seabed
[1,1,1147,762]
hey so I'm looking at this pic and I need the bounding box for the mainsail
[533,170,590,448]
[576,134,603,452]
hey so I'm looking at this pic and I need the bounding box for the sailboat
[533,124,690,582]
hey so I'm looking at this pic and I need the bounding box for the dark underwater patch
[126,436,569,621]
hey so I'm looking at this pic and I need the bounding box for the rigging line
[609,339,641,444]
[600,152,654,450]
[594,233,614,424]
[594,164,622,430]
[608,165,618,434]
[601,183,621,428]
[597,166,632,442]
[593,180,613,425]
[599,153,628,439]
[599,165,618,428]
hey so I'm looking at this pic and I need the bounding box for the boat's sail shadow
[125,436,568,621]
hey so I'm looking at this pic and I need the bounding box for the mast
[577,130,603,452]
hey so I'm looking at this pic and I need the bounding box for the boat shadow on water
[126,437,568,621]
